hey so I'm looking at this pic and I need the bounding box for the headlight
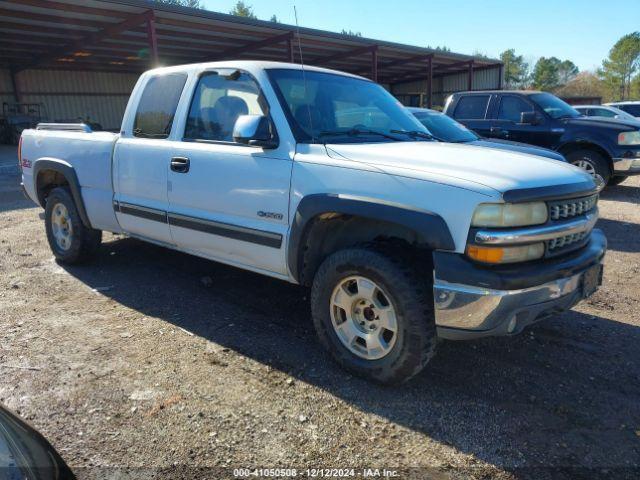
[618,131,640,145]
[471,202,548,227]
[467,243,545,264]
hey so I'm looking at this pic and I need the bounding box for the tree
[555,71,605,99]
[154,0,202,8]
[340,29,362,37]
[229,1,257,18]
[632,74,640,99]
[427,45,450,52]
[270,14,279,23]
[557,60,579,85]
[499,49,529,88]
[599,32,640,100]
[532,56,563,90]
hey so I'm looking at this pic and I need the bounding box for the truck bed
[21,126,121,233]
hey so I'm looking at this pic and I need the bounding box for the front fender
[287,193,455,282]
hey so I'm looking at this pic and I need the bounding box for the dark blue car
[408,107,567,162]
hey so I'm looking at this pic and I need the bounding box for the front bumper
[433,229,607,340]
[612,150,640,175]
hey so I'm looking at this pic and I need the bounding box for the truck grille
[547,230,590,254]
[549,195,598,221]
[545,194,599,257]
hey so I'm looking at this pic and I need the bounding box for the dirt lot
[1,163,639,479]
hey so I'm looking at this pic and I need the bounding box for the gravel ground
[1,168,639,480]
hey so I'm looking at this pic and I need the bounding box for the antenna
[293,5,316,143]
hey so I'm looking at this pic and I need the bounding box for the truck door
[167,69,292,275]
[113,73,188,245]
[490,94,552,148]
[449,94,493,137]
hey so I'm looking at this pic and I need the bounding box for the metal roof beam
[311,45,377,65]
[204,31,293,62]
[15,9,154,72]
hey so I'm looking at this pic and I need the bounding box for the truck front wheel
[44,187,102,264]
[566,149,611,184]
[310,245,437,384]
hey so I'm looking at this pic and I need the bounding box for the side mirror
[520,111,538,125]
[232,115,278,149]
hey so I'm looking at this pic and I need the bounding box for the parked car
[20,61,606,384]
[605,101,640,118]
[408,107,566,161]
[444,90,640,185]
[574,104,640,123]
[0,404,75,479]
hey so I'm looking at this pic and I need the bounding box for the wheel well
[36,169,70,206]
[559,142,612,168]
[297,213,432,286]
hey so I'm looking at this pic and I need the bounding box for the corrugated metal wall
[391,66,502,108]
[1,69,139,130]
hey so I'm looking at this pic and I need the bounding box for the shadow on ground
[595,218,640,253]
[61,236,640,478]
[0,173,33,213]
[600,182,640,205]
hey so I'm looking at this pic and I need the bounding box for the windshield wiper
[318,128,402,141]
[390,129,442,141]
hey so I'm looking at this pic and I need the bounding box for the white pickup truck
[19,61,607,384]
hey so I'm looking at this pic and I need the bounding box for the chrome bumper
[613,157,640,174]
[433,272,587,339]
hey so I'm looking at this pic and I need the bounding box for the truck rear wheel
[567,149,611,184]
[44,187,102,264]
[310,245,437,384]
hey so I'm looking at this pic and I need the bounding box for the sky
[200,0,640,72]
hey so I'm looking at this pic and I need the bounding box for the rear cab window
[453,95,490,120]
[133,73,188,138]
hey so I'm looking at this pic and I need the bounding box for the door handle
[170,156,190,173]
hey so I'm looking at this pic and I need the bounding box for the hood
[325,141,592,196]
[469,138,566,162]
[566,116,640,131]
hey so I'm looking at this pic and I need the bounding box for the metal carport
[0,0,502,131]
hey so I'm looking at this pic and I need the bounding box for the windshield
[411,110,478,142]
[529,92,580,119]
[266,69,431,143]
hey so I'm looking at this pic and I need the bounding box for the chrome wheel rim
[573,159,596,176]
[329,276,398,360]
[51,203,73,251]
[572,158,605,185]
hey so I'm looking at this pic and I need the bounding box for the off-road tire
[566,149,611,184]
[310,244,437,385]
[44,187,102,264]
[608,175,628,186]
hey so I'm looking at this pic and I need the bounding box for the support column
[287,36,295,63]
[497,64,503,89]
[371,47,378,82]
[426,56,433,108]
[9,68,21,104]
[468,60,474,91]
[146,12,159,66]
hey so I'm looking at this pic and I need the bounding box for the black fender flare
[32,159,92,228]
[287,193,455,282]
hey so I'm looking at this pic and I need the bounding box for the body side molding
[112,201,283,249]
